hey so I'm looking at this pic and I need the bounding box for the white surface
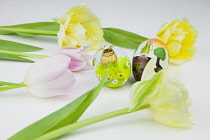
[0,0,210,139]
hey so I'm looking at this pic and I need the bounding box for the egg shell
[133,38,169,81]
[93,45,131,87]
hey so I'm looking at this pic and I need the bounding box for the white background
[0,0,210,139]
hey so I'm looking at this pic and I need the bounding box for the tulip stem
[0,82,25,92]
[0,27,57,36]
[0,50,49,59]
[35,104,150,140]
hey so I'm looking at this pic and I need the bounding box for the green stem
[0,27,57,36]
[0,82,25,92]
[0,50,49,59]
[35,104,150,140]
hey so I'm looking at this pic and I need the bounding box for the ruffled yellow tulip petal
[149,69,194,128]
[83,22,104,50]
[157,18,198,65]
[57,4,105,51]
[130,66,194,128]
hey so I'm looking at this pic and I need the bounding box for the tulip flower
[156,18,198,65]
[57,4,105,51]
[24,55,76,97]
[129,58,194,128]
[0,55,76,98]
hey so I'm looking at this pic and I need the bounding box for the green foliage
[103,28,148,49]
[129,71,162,112]
[0,40,47,62]
[0,39,42,52]
[154,47,166,61]
[8,73,110,140]
[0,53,34,63]
[0,22,59,36]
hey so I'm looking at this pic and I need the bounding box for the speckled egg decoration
[133,38,169,81]
[93,45,131,87]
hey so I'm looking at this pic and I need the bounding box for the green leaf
[0,22,59,36]
[103,28,148,49]
[8,73,109,140]
[0,39,42,52]
[0,53,34,63]
[154,47,166,61]
[129,71,162,112]
[103,28,148,43]
[16,33,35,37]
[103,29,139,49]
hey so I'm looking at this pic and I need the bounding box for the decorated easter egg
[132,38,169,81]
[93,45,131,87]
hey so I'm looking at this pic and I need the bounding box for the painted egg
[132,38,169,81]
[93,45,131,87]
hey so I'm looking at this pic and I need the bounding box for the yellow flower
[57,5,105,51]
[130,58,194,128]
[148,69,194,128]
[156,18,198,65]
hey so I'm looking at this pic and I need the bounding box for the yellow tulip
[156,18,198,65]
[57,5,105,51]
[130,58,194,128]
[148,69,194,128]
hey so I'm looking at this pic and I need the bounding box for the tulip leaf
[8,73,110,140]
[0,22,59,36]
[103,28,148,43]
[0,39,42,52]
[103,29,139,49]
[129,71,162,112]
[0,53,34,63]
[103,28,148,49]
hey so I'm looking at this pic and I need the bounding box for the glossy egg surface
[133,38,169,81]
[93,45,131,87]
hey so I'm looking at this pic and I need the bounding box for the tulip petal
[24,55,76,97]
[156,18,197,65]
[130,67,194,128]
[25,55,70,84]
[57,47,92,71]
[147,69,194,128]
[27,70,76,98]
[57,4,104,50]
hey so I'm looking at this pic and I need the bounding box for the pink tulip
[24,55,76,98]
[57,46,92,71]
